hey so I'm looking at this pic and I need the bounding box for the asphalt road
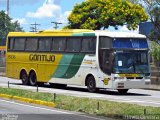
[0,76,160,107]
[0,98,110,120]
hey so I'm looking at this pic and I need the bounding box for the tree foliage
[151,41,160,61]
[128,0,139,4]
[65,0,148,30]
[149,6,160,41]
[144,0,160,41]
[0,10,23,41]
[128,0,160,41]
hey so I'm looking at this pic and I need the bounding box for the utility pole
[7,0,9,16]
[51,22,62,30]
[30,22,40,32]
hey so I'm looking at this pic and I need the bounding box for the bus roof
[95,31,146,38]
[7,29,94,37]
[8,29,146,38]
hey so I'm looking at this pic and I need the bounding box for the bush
[151,41,160,61]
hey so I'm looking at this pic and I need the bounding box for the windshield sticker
[118,61,122,66]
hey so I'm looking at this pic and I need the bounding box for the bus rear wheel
[29,71,37,86]
[118,89,128,94]
[86,76,97,93]
[21,70,29,85]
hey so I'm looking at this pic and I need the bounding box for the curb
[0,93,55,108]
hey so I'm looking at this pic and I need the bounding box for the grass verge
[0,87,160,119]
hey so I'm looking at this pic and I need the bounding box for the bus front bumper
[112,79,151,89]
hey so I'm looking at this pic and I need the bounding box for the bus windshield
[114,51,149,74]
[99,36,150,74]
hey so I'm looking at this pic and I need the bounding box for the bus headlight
[145,76,150,79]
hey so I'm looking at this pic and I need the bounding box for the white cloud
[64,11,72,18]
[26,0,61,18]
[12,18,27,25]
[119,25,129,31]
[119,25,139,33]
[57,11,71,24]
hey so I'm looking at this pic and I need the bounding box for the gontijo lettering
[29,54,55,62]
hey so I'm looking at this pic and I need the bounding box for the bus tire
[86,76,97,93]
[118,89,128,94]
[29,71,37,86]
[20,70,29,85]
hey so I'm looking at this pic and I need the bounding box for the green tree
[128,0,160,41]
[149,6,160,41]
[65,0,148,30]
[127,0,139,4]
[143,0,160,41]
[0,10,23,41]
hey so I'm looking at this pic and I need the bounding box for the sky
[0,0,138,32]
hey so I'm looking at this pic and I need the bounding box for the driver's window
[99,49,113,75]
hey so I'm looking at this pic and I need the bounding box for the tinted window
[38,38,52,51]
[52,37,66,51]
[66,37,81,52]
[8,38,14,50]
[0,38,6,46]
[112,38,148,48]
[26,38,38,51]
[82,37,96,52]
[99,49,113,75]
[99,37,112,49]
[14,38,25,50]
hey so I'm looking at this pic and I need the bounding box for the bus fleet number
[8,55,16,59]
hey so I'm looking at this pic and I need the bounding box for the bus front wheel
[29,71,37,86]
[86,76,97,93]
[21,70,29,85]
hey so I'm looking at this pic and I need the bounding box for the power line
[7,0,9,16]
[30,22,41,32]
[51,21,62,30]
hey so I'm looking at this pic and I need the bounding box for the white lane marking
[110,97,160,104]
[91,96,160,107]
[119,100,160,105]
[109,100,160,106]
[0,99,105,120]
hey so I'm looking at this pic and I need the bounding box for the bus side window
[66,37,81,52]
[81,37,96,53]
[8,38,14,50]
[52,37,66,52]
[99,49,113,75]
[25,38,38,51]
[38,38,52,51]
[14,38,25,51]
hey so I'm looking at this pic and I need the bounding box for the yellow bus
[6,29,150,94]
